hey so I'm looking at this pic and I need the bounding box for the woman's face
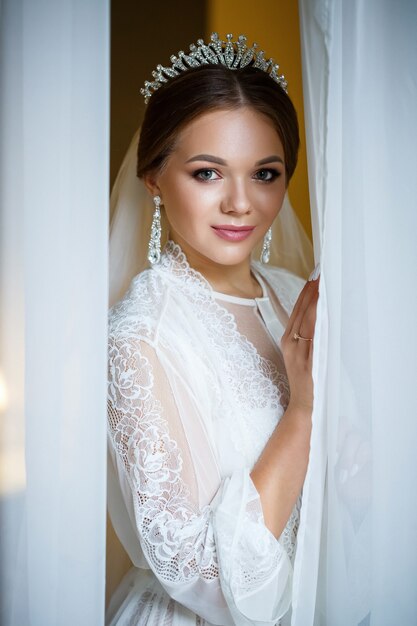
[145,106,287,269]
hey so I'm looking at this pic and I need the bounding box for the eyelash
[254,168,281,183]
[192,169,219,182]
[192,168,281,183]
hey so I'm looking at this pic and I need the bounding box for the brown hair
[137,64,300,184]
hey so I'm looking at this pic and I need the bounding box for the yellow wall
[206,0,311,239]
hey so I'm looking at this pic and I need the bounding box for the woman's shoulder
[108,268,166,342]
[252,261,306,312]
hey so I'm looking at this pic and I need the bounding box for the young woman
[107,34,319,626]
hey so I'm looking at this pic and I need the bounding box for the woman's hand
[251,272,320,537]
[280,273,320,413]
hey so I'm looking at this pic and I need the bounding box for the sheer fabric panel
[296,1,417,624]
[0,1,110,624]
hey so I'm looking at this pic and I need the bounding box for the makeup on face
[211,225,256,242]
[146,107,287,272]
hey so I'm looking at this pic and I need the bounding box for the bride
[106,33,319,626]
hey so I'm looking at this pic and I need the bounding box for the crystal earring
[148,195,162,265]
[260,226,272,263]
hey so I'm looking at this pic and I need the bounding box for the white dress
[106,241,305,626]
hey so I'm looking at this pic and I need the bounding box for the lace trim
[109,269,165,343]
[230,479,289,594]
[278,493,302,563]
[153,241,290,465]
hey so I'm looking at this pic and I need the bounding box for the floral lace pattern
[107,240,304,622]
[152,242,295,467]
[230,479,290,594]
[108,336,219,585]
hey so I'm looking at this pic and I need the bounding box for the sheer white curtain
[0,1,109,624]
[294,1,417,624]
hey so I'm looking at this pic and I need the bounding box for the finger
[283,280,317,340]
[289,282,318,340]
[285,284,310,330]
[288,287,318,359]
[282,294,315,359]
[288,276,319,323]
[299,290,319,338]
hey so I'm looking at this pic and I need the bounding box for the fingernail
[308,263,321,281]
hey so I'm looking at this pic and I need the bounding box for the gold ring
[293,331,313,342]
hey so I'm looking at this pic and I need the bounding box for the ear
[143,172,161,199]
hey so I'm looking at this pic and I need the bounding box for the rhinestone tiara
[140,32,288,103]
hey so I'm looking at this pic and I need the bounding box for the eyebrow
[185,154,284,166]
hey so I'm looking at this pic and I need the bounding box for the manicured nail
[308,263,321,281]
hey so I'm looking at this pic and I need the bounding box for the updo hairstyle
[137,64,300,185]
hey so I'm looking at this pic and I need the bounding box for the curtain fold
[296,1,417,624]
[0,1,110,624]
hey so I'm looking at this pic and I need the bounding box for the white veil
[109,127,314,307]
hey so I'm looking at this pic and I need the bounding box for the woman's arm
[251,403,312,538]
[251,276,319,538]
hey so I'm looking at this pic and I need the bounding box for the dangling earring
[260,226,272,263]
[148,195,162,265]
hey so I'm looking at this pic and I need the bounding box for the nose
[220,179,251,215]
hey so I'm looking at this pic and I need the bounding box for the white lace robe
[107,241,305,626]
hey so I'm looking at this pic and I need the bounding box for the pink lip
[211,225,255,242]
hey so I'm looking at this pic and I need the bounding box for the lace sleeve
[107,332,293,625]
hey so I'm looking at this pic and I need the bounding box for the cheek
[162,183,204,232]
[253,185,286,219]
[165,181,220,221]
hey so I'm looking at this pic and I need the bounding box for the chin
[173,232,259,267]
[202,244,254,267]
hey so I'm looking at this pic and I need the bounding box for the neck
[167,236,263,299]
